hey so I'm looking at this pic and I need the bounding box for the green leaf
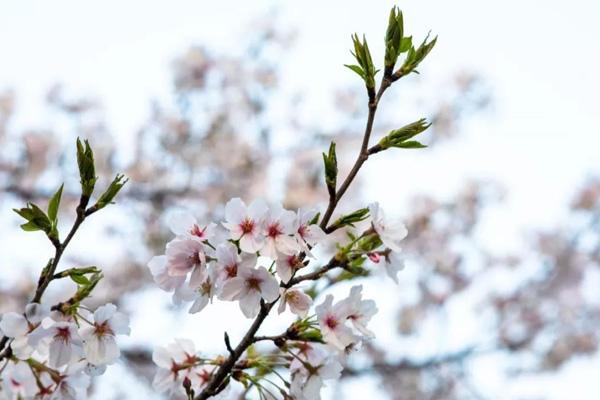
[76,138,97,197]
[332,208,370,229]
[70,273,91,286]
[48,184,64,223]
[396,140,427,149]
[344,64,366,80]
[95,174,128,209]
[13,203,52,234]
[378,118,431,150]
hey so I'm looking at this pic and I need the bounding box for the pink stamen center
[325,315,338,330]
[190,224,206,239]
[246,277,262,291]
[267,223,282,238]
[240,219,255,234]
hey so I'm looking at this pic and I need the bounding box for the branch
[195,72,394,400]
[0,194,94,360]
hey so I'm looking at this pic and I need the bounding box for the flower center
[267,223,282,238]
[239,218,255,234]
[324,315,338,330]
[246,277,262,291]
[188,251,201,266]
[189,224,206,239]
[225,264,237,278]
[54,326,71,343]
[94,321,114,338]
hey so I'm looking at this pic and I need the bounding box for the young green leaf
[95,174,129,210]
[47,184,64,223]
[76,138,97,198]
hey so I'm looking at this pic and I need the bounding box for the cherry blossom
[152,339,203,394]
[168,211,217,242]
[1,361,37,399]
[315,295,358,352]
[165,237,207,279]
[369,202,408,252]
[295,207,326,257]
[340,285,378,337]
[278,288,312,317]
[50,363,91,400]
[222,197,268,253]
[0,303,48,359]
[147,255,186,292]
[275,253,303,283]
[261,204,299,259]
[290,344,343,400]
[220,265,279,318]
[213,242,256,290]
[80,304,130,366]
[28,321,83,368]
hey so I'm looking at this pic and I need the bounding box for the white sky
[1,0,599,399]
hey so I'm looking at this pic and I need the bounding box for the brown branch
[0,194,97,360]
[195,74,395,400]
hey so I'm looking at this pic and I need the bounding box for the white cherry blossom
[1,361,37,399]
[28,321,83,368]
[168,211,217,243]
[213,242,256,290]
[152,339,201,394]
[80,304,130,366]
[315,295,358,352]
[220,266,279,318]
[261,204,299,259]
[275,253,303,283]
[340,285,378,337]
[278,288,312,317]
[295,207,326,257]
[222,198,268,254]
[290,344,342,400]
[368,202,408,252]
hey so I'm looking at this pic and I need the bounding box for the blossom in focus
[220,265,279,318]
[278,288,312,317]
[261,204,299,259]
[368,202,407,252]
[222,197,268,253]
[80,304,130,366]
[213,242,256,290]
[168,211,217,242]
[165,237,207,278]
[29,321,83,368]
[315,295,358,352]
[275,253,303,283]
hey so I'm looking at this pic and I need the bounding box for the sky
[1,0,599,398]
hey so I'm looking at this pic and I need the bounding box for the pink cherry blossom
[222,197,268,253]
[220,265,279,318]
[165,237,207,279]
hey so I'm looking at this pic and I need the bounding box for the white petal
[225,198,246,224]
[248,199,268,221]
[219,277,244,301]
[239,291,262,318]
[0,312,28,338]
[93,304,116,324]
[168,211,197,236]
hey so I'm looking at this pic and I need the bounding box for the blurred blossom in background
[0,0,599,399]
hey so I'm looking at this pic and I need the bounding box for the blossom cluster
[148,197,408,398]
[0,303,129,399]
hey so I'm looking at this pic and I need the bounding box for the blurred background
[0,0,599,399]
